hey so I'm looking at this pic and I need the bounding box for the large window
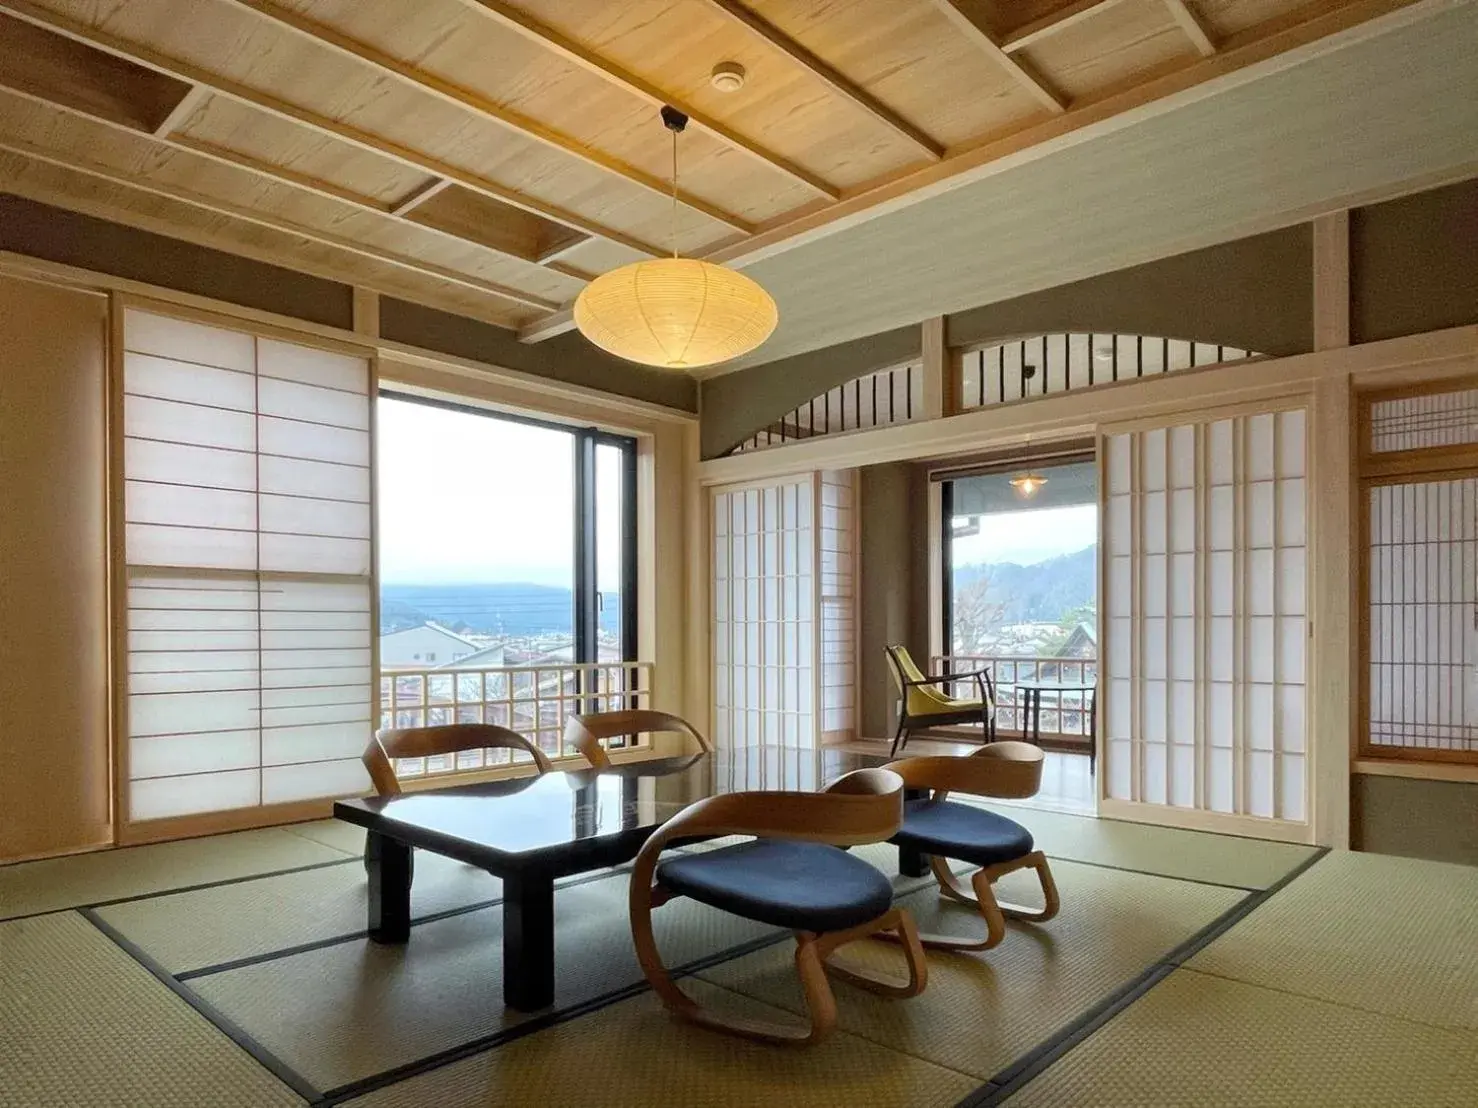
[940,458,1098,741]
[376,394,637,762]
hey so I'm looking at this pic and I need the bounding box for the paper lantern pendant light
[574,108,777,370]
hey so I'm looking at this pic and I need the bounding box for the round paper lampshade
[574,257,778,370]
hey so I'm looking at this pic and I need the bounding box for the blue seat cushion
[892,799,1034,867]
[656,839,894,933]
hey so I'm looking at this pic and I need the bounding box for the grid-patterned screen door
[1101,408,1308,829]
[1362,386,1478,762]
[122,309,374,825]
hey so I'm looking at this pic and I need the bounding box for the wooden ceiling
[0,0,1424,346]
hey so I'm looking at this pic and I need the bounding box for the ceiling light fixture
[1009,472,1048,499]
[573,106,778,371]
[711,61,746,92]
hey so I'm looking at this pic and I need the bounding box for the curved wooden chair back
[886,740,1045,800]
[629,767,923,1044]
[363,723,553,796]
[564,709,710,770]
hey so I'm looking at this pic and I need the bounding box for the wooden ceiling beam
[454,0,842,202]
[1000,0,1133,53]
[0,0,666,261]
[0,133,562,310]
[151,83,211,138]
[389,177,454,217]
[1162,0,1219,56]
[223,0,753,235]
[700,0,945,160]
[930,0,1069,114]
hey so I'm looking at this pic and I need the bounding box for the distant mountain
[952,546,1096,625]
[381,582,619,638]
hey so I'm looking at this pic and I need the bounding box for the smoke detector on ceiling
[711,61,747,92]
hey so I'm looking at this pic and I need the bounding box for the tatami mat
[342,977,979,1108]
[1005,968,1478,1107]
[1189,849,1478,1031]
[188,870,785,1092]
[96,850,501,974]
[0,913,303,1108]
[696,859,1242,1081]
[282,819,367,857]
[0,828,349,921]
[968,803,1318,890]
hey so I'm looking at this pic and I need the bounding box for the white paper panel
[126,353,255,411]
[123,311,372,824]
[130,769,261,821]
[131,731,259,779]
[1102,408,1308,826]
[261,759,370,804]
[125,309,255,371]
[259,455,370,503]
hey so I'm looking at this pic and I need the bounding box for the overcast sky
[951,503,1097,567]
[377,397,622,588]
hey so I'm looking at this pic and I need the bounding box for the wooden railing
[379,660,654,781]
[933,654,1097,745]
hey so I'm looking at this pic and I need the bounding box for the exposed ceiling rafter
[1162,0,1219,55]
[700,0,945,160]
[0,0,668,263]
[222,0,754,235]
[0,133,563,310]
[454,0,843,202]
[930,0,1070,113]
[1001,0,1134,53]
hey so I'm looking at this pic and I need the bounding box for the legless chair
[630,768,927,1045]
[886,645,995,757]
[362,723,553,796]
[564,709,710,770]
[886,742,1059,951]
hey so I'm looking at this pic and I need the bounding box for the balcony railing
[379,660,654,783]
[933,654,1097,745]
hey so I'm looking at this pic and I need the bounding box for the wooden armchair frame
[629,768,927,1045]
[362,723,554,797]
[564,709,710,770]
[885,645,996,757]
[885,742,1059,952]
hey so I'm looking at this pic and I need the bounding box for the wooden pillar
[920,316,946,420]
[353,287,381,338]
[1312,212,1350,351]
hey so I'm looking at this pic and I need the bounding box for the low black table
[334,749,886,1012]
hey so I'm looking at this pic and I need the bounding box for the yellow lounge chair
[885,644,996,756]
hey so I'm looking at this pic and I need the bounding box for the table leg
[898,843,930,878]
[1031,689,1043,745]
[366,831,412,943]
[503,870,556,1011]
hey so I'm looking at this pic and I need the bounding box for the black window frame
[377,390,638,668]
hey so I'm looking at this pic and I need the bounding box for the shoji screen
[1102,408,1307,831]
[712,478,815,748]
[122,309,374,825]
[819,470,857,741]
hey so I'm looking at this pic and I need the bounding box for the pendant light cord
[670,126,679,259]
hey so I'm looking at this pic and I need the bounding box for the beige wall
[0,275,111,861]
[856,462,930,740]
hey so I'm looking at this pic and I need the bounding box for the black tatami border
[58,825,1328,1108]
[80,907,325,1104]
[956,846,1332,1108]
